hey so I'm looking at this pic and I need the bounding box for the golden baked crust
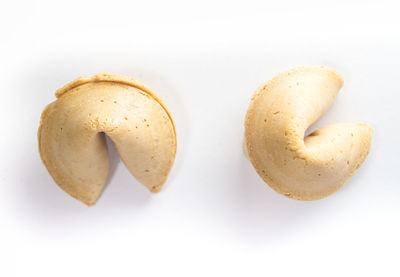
[245,66,372,200]
[38,74,177,206]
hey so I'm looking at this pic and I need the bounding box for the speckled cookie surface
[38,74,177,206]
[245,66,372,200]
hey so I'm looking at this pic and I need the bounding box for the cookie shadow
[226,152,327,246]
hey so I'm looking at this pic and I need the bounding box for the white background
[1,0,399,276]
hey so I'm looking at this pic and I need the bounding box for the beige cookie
[38,74,177,206]
[245,66,372,200]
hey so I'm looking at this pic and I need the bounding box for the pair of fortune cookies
[39,67,372,205]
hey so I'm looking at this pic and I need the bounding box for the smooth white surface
[1,0,399,276]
